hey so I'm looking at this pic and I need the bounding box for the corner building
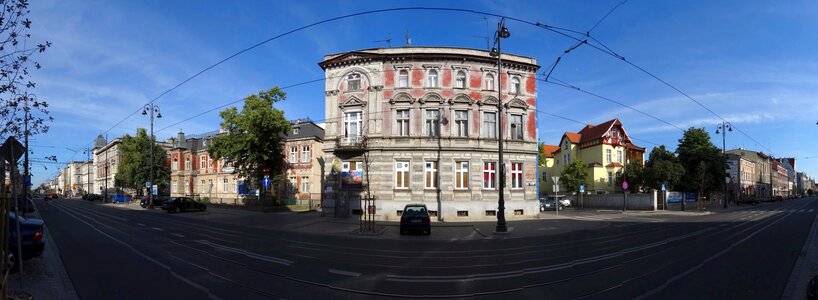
[319,47,540,220]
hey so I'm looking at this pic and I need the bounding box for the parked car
[737,196,760,205]
[14,197,36,214]
[540,198,565,211]
[399,204,431,235]
[111,194,133,203]
[547,195,572,208]
[8,212,45,260]
[82,193,103,201]
[140,195,169,208]
[161,197,207,213]
[774,195,784,202]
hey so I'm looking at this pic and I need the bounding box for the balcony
[336,136,366,152]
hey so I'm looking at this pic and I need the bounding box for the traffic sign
[661,183,666,191]
[579,185,585,192]
[24,175,31,187]
[262,177,271,187]
[146,181,152,188]
[151,185,158,196]
[622,181,629,191]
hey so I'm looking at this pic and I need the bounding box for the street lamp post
[142,104,162,209]
[716,121,732,209]
[489,18,511,233]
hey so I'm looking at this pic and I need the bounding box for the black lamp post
[489,18,510,233]
[142,103,162,209]
[716,121,732,208]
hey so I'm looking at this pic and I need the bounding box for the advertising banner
[341,170,363,189]
[684,192,698,202]
[667,191,684,203]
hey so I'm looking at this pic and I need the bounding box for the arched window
[347,73,361,91]
[455,70,466,89]
[427,69,439,87]
[510,77,521,94]
[485,73,495,90]
[398,70,409,88]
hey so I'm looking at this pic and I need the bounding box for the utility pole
[490,18,511,233]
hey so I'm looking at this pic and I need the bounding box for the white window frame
[454,70,467,89]
[483,162,496,189]
[425,161,438,189]
[184,180,190,194]
[172,159,178,171]
[200,180,205,193]
[482,111,497,139]
[617,150,623,163]
[510,76,521,94]
[426,69,439,88]
[425,109,440,137]
[396,109,410,136]
[606,149,612,163]
[301,176,309,193]
[454,110,468,137]
[301,145,310,163]
[455,161,469,189]
[293,127,299,134]
[398,69,409,88]
[347,73,361,91]
[607,172,613,185]
[200,155,206,169]
[511,163,523,189]
[289,176,297,193]
[184,157,191,170]
[395,161,410,189]
[485,73,495,91]
[344,111,362,137]
[223,178,228,192]
[510,114,523,140]
[290,147,298,163]
[171,180,178,193]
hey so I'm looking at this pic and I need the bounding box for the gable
[339,96,366,108]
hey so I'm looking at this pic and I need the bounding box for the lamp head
[499,26,510,38]
[141,109,147,116]
[728,126,732,132]
[715,129,720,135]
[157,112,162,119]
[489,47,499,57]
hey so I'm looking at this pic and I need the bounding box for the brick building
[278,119,325,208]
[319,47,540,220]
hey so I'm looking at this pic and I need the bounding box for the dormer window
[347,73,361,91]
[426,69,439,88]
[293,127,300,134]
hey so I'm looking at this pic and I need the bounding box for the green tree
[618,160,645,193]
[644,145,685,191]
[115,128,170,195]
[208,87,291,201]
[676,128,726,197]
[560,159,589,194]
[537,142,546,166]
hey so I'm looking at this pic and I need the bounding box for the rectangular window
[395,161,410,189]
[289,177,297,193]
[563,154,567,165]
[427,70,439,87]
[344,112,362,138]
[485,74,495,91]
[301,176,309,193]
[233,181,237,193]
[172,180,178,193]
[511,163,523,189]
[483,112,496,138]
[607,172,613,185]
[184,157,191,170]
[396,109,410,136]
[398,70,409,88]
[290,147,297,163]
[510,114,523,140]
[567,154,571,164]
[200,155,206,168]
[208,179,212,192]
[425,109,440,137]
[425,161,438,189]
[483,162,496,189]
[455,161,469,189]
[201,180,205,193]
[172,159,178,171]
[606,149,612,163]
[301,146,310,163]
[454,110,468,137]
[184,180,190,194]
[223,178,228,192]
[617,150,623,163]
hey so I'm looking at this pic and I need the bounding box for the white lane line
[137,223,145,226]
[800,209,806,213]
[171,233,185,238]
[329,269,361,277]
[152,227,165,231]
[196,240,293,266]
[810,209,815,213]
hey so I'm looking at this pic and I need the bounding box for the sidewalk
[7,209,79,300]
[782,202,818,299]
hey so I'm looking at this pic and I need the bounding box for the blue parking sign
[579,185,585,192]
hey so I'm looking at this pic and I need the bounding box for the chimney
[177,130,185,148]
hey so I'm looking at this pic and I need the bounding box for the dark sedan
[161,197,207,213]
[9,212,45,260]
[539,198,565,211]
[82,193,103,201]
[400,204,431,235]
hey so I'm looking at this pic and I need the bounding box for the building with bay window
[319,47,540,220]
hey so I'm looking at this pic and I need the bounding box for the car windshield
[404,206,427,215]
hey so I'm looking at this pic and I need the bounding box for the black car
[161,197,207,213]
[737,196,760,205]
[140,195,169,208]
[82,193,103,201]
[9,212,45,260]
[399,204,431,235]
[539,198,565,211]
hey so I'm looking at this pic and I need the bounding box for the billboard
[341,170,363,189]
[668,192,698,203]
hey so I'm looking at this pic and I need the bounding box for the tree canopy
[208,87,291,188]
[644,145,685,191]
[114,128,170,195]
[676,128,726,195]
[560,159,589,194]
[618,160,645,193]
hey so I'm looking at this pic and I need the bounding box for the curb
[781,204,818,299]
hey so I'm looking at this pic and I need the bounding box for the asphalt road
[36,196,817,299]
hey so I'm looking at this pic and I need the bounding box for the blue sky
[27,0,818,185]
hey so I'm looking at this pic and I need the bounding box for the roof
[285,120,325,140]
[606,162,624,167]
[541,144,559,158]
[320,47,539,71]
[577,119,619,143]
[623,142,646,152]
[587,162,603,167]
[564,132,581,143]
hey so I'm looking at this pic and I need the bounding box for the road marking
[800,209,806,213]
[329,269,361,277]
[152,227,165,231]
[810,209,815,213]
[171,233,185,238]
[137,223,145,226]
[196,240,293,266]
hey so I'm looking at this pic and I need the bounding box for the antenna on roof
[404,29,411,47]
[372,33,392,48]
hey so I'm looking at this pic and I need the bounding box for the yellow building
[540,119,645,195]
